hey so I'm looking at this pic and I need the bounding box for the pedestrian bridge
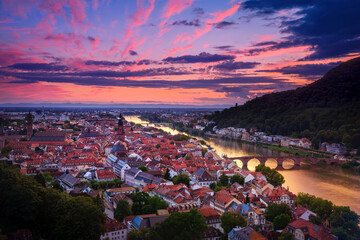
[224,156,341,170]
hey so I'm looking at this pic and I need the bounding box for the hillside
[210,57,360,150]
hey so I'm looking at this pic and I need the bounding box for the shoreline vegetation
[138,116,360,174]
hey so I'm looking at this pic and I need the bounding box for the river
[125,116,360,214]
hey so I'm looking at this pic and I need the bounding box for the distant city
[1,107,358,240]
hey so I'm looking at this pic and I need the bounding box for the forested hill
[210,57,360,149]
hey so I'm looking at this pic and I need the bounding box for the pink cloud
[121,36,146,58]
[192,3,240,41]
[0,82,70,103]
[5,0,90,33]
[124,0,155,42]
[159,0,194,36]
[168,46,183,56]
[173,32,186,45]
[93,0,99,10]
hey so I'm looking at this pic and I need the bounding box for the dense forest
[210,57,360,151]
[0,163,106,239]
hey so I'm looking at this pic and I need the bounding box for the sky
[0,0,360,107]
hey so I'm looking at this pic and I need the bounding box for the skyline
[1,0,360,106]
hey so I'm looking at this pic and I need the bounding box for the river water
[125,116,360,214]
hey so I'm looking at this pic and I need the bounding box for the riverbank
[126,115,360,214]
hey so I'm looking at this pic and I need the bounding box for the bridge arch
[233,159,244,168]
[265,158,278,169]
[247,158,260,171]
[282,158,295,169]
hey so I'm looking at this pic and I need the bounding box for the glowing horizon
[1,0,359,106]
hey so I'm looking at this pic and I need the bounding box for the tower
[42,105,45,120]
[26,113,33,140]
[118,113,125,141]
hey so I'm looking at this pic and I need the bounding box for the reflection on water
[279,166,360,214]
[199,137,291,157]
[126,115,360,214]
[265,158,278,169]
[247,158,261,171]
[283,158,295,169]
[125,116,183,136]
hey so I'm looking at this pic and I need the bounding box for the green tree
[278,231,295,240]
[138,165,148,172]
[185,155,192,160]
[130,192,150,215]
[128,228,159,240]
[114,200,132,222]
[172,174,190,187]
[0,163,106,239]
[221,212,247,236]
[295,193,333,220]
[157,209,207,240]
[209,182,216,190]
[53,196,106,240]
[219,173,229,187]
[309,214,322,225]
[230,174,244,185]
[156,143,161,149]
[256,164,285,186]
[0,145,12,157]
[143,195,168,214]
[264,203,292,222]
[164,168,171,180]
[201,148,207,157]
[273,213,291,230]
[329,206,360,239]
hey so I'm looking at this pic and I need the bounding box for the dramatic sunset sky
[1,0,359,107]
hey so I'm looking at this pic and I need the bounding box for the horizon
[1,0,359,105]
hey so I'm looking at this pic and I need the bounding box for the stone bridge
[224,156,341,170]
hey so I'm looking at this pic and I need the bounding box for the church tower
[118,113,125,141]
[26,113,33,140]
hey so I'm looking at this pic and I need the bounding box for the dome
[112,140,127,152]
[129,153,142,161]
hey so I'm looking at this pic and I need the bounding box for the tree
[221,212,247,236]
[143,195,168,214]
[273,214,291,230]
[114,200,132,222]
[309,214,322,225]
[201,148,207,157]
[172,174,190,187]
[156,143,161,149]
[185,155,191,160]
[128,228,159,240]
[138,165,148,172]
[0,145,12,157]
[256,164,284,186]
[264,203,292,222]
[0,163,106,239]
[219,173,229,187]
[245,194,250,204]
[164,168,171,180]
[279,231,295,240]
[53,196,106,240]
[295,193,333,220]
[209,182,216,190]
[130,192,150,215]
[157,209,207,240]
[230,174,244,185]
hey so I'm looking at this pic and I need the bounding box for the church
[110,113,128,158]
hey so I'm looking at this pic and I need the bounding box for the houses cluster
[3,110,338,240]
